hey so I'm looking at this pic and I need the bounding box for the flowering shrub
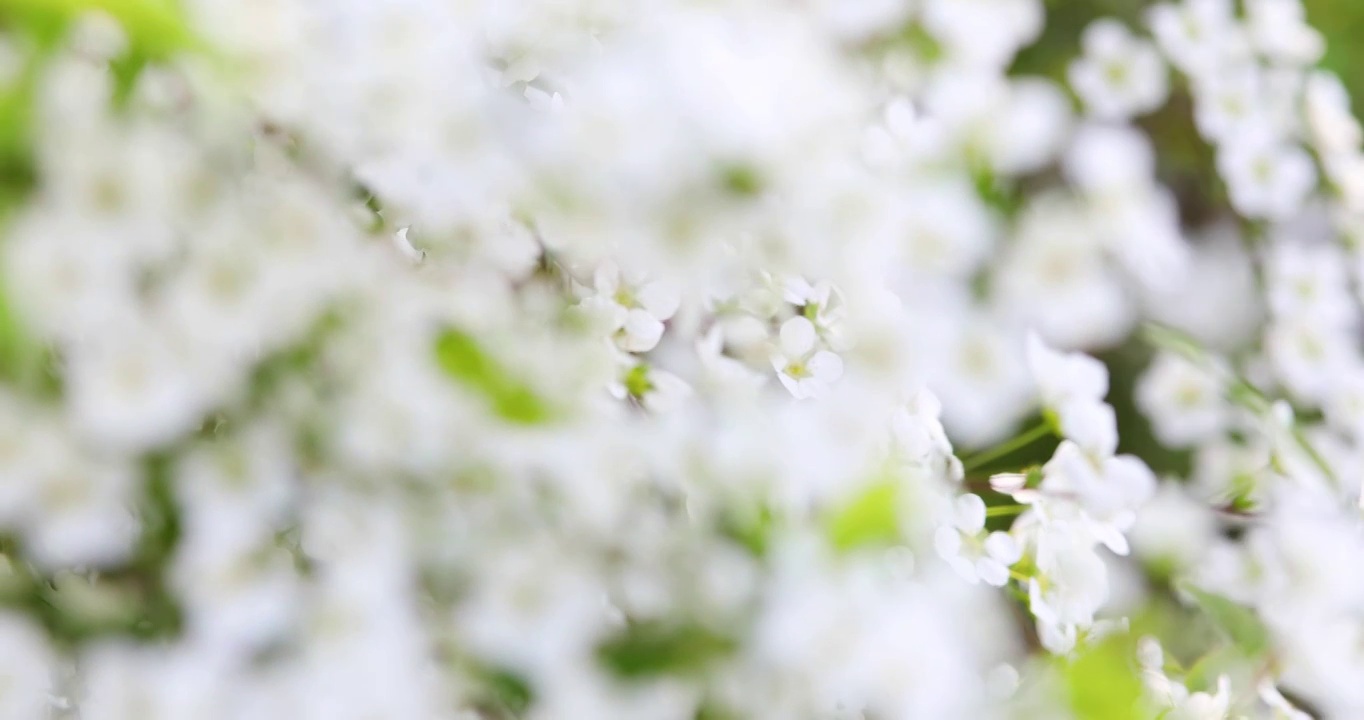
[0,0,1362,718]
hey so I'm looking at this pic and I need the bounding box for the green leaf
[718,504,773,557]
[695,701,742,720]
[1182,584,1271,657]
[1061,634,1146,720]
[472,665,535,715]
[717,162,763,198]
[596,621,736,679]
[825,478,900,553]
[433,328,554,425]
[0,269,43,388]
[1182,645,1248,694]
[0,0,199,60]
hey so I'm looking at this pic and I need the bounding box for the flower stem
[985,504,1028,518]
[962,423,1052,472]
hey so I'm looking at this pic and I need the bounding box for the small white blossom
[934,494,1022,586]
[771,316,844,400]
[1136,352,1229,448]
[1069,20,1168,120]
[1216,128,1317,221]
[1246,0,1324,66]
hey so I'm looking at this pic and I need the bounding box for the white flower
[65,324,230,451]
[0,614,55,720]
[1135,352,1229,448]
[608,363,693,413]
[1143,225,1264,351]
[696,325,768,400]
[1305,71,1362,157]
[997,207,1135,349]
[890,389,963,481]
[1246,0,1324,66]
[8,1,1364,715]
[1025,332,1109,410]
[1263,240,1357,328]
[770,316,844,400]
[1064,125,1191,294]
[782,276,846,347]
[862,97,947,169]
[1216,128,1317,221]
[1068,19,1168,120]
[1147,0,1244,78]
[1065,124,1158,196]
[1028,522,1110,643]
[1041,441,1157,547]
[1164,675,1232,720]
[934,494,1022,586]
[1324,370,1364,441]
[896,179,999,280]
[1191,68,1266,144]
[577,262,680,353]
[920,0,1045,70]
[25,452,139,569]
[1137,636,1164,670]
[1054,398,1119,461]
[924,313,1036,447]
[1264,315,1358,404]
[921,74,1071,176]
[1129,482,1219,570]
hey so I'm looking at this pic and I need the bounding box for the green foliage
[0,269,44,389]
[0,0,198,58]
[0,454,184,648]
[695,701,742,720]
[434,328,555,425]
[1182,644,1248,694]
[470,665,536,718]
[0,0,202,392]
[596,621,737,679]
[717,162,764,198]
[719,503,774,558]
[1060,633,1147,720]
[1181,584,1271,657]
[825,477,901,552]
[1305,0,1364,115]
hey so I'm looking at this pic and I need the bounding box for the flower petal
[985,531,1022,565]
[1058,399,1118,459]
[954,493,987,533]
[934,525,963,560]
[636,281,680,320]
[807,351,844,383]
[779,316,817,357]
[621,310,664,352]
[593,263,620,295]
[977,558,1009,587]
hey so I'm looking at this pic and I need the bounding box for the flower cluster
[0,0,1356,718]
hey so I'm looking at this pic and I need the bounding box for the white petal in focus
[954,493,987,533]
[977,557,1009,587]
[621,310,665,353]
[985,531,1022,565]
